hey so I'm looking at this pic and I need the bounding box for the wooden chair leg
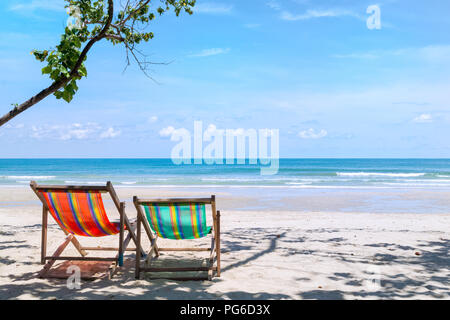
[216,211,221,277]
[39,234,73,278]
[118,230,134,255]
[124,215,146,257]
[208,235,216,280]
[145,237,159,266]
[41,207,48,265]
[135,213,142,279]
[63,230,87,257]
[144,219,160,257]
[134,200,160,257]
[118,202,125,267]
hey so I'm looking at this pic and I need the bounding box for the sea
[1,158,450,189]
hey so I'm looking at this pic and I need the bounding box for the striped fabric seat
[39,190,120,237]
[142,203,212,240]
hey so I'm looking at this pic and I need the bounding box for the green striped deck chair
[133,196,221,281]
[30,181,144,279]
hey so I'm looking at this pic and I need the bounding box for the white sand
[0,187,449,300]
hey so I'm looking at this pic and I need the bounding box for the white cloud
[204,124,226,139]
[266,1,360,22]
[299,128,328,139]
[159,126,176,138]
[4,123,24,129]
[205,124,218,135]
[188,48,230,58]
[413,114,433,123]
[100,127,121,139]
[333,45,450,62]
[417,45,450,62]
[281,9,359,21]
[195,3,233,14]
[148,116,158,123]
[60,126,93,140]
[10,0,63,12]
[159,126,189,141]
[29,123,121,140]
[159,124,254,142]
[266,1,281,11]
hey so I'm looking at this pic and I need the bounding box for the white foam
[201,177,302,182]
[337,172,426,178]
[64,181,106,185]
[2,175,56,180]
[383,182,450,187]
[201,178,264,182]
[286,182,310,185]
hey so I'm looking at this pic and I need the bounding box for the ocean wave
[286,182,311,185]
[336,172,426,178]
[399,179,450,183]
[382,183,450,187]
[134,185,399,189]
[201,177,303,182]
[63,180,106,185]
[1,175,56,180]
[201,178,267,182]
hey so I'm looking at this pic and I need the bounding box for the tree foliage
[32,0,195,103]
[0,0,195,126]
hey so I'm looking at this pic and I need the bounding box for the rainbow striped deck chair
[133,196,221,281]
[30,181,143,279]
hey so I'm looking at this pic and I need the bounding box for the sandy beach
[0,186,448,300]
[1,0,450,304]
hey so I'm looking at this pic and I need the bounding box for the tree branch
[0,0,195,127]
[0,0,114,127]
[120,0,151,27]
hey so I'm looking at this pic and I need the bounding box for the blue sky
[0,0,450,158]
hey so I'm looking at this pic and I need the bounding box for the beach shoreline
[0,186,449,300]
[1,185,450,213]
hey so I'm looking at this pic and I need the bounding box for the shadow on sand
[0,224,448,299]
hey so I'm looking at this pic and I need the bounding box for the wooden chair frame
[133,196,221,281]
[30,181,145,279]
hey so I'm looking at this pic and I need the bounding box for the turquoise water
[1,159,450,189]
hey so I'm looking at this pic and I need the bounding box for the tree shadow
[298,238,449,299]
[222,230,287,272]
[0,267,292,300]
[0,226,293,300]
[0,223,448,300]
[0,240,32,251]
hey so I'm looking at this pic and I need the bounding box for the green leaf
[62,89,73,103]
[41,65,52,74]
[33,0,196,105]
